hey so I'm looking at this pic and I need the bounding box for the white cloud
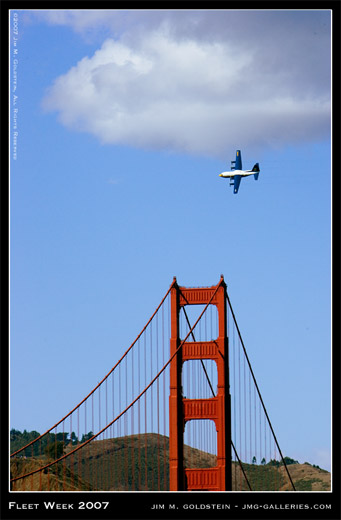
[41,12,331,157]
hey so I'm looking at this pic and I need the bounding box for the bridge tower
[169,276,232,491]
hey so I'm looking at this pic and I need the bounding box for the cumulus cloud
[40,11,331,157]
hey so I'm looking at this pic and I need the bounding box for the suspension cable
[11,282,175,457]
[225,291,296,491]
[231,440,252,491]
[11,279,223,483]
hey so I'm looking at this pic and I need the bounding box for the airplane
[219,150,260,194]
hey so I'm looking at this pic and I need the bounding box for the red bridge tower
[169,276,232,491]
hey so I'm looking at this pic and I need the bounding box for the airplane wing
[232,174,242,194]
[235,149,242,170]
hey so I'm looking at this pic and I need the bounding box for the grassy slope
[10,434,331,492]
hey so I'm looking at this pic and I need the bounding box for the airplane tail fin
[252,163,260,180]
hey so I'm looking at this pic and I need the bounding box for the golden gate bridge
[10,276,296,492]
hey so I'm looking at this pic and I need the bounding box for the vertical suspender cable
[249,369,252,469]
[238,336,241,489]
[162,302,166,490]
[138,337,141,491]
[105,378,108,490]
[125,355,128,489]
[131,346,135,490]
[156,313,160,490]
[226,292,296,491]
[244,353,247,464]
[144,332,147,489]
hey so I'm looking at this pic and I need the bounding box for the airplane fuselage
[219,169,255,178]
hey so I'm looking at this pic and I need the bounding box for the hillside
[10,433,330,492]
[279,462,331,491]
[10,457,91,491]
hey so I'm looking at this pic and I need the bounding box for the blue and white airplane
[219,150,260,194]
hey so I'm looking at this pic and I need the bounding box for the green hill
[10,431,330,491]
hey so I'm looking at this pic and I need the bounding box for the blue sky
[9,10,331,472]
